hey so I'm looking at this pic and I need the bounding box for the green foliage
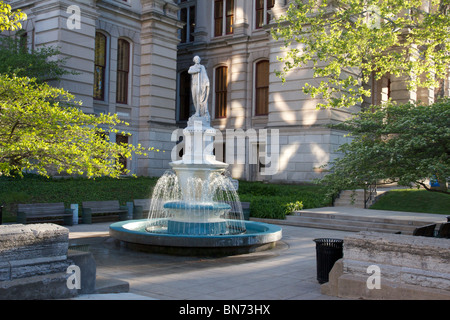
[0,75,149,178]
[272,0,450,108]
[238,182,331,219]
[0,36,73,82]
[285,200,304,213]
[246,197,305,220]
[0,2,26,32]
[318,99,450,195]
[0,174,158,221]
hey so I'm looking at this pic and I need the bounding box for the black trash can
[313,238,344,284]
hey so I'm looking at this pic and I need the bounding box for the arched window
[94,32,107,100]
[255,60,269,116]
[116,39,130,104]
[215,66,228,118]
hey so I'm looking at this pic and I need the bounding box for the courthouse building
[8,0,447,182]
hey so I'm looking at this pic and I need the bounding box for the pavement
[66,206,448,300]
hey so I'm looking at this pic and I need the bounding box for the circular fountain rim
[109,219,282,255]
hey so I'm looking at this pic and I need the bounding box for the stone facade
[8,0,446,182]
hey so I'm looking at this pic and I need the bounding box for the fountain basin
[109,219,282,256]
[163,201,231,222]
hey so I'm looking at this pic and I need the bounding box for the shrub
[244,196,305,220]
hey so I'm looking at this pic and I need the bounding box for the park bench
[81,200,129,224]
[133,199,152,219]
[16,203,73,225]
[412,223,436,237]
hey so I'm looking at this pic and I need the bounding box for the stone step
[285,215,415,234]
[333,189,387,208]
[294,211,435,227]
[252,211,442,235]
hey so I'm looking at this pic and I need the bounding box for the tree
[0,36,73,82]
[318,99,450,195]
[0,75,148,178]
[272,0,450,109]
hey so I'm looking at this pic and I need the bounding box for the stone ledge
[322,231,450,300]
[0,272,77,300]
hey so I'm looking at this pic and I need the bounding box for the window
[180,4,196,43]
[255,0,275,29]
[214,0,234,37]
[116,39,130,104]
[255,60,269,116]
[179,71,192,121]
[94,32,107,100]
[215,66,228,118]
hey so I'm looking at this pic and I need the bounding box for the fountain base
[109,219,282,256]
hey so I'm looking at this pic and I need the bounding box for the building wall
[175,0,357,183]
[11,0,446,183]
[10,0,181,177]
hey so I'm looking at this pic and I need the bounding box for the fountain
[109,56,282,255]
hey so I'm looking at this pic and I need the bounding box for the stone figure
[188,56,210,118]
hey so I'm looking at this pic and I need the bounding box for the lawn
[370,189,450,215]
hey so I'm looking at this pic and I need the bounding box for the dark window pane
[215,66,227,118]
[255,60,269,115]
[116,39,130,104]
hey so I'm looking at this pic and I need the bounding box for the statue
[188,56,210,119]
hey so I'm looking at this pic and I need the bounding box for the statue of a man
[188,56,210,117]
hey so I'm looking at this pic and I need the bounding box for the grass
[370,189,450,215]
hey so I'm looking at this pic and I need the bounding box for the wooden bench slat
[26,213,73,218]
[17,202,73,225]
[81,200,129,224]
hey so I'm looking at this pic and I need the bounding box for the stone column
[138,0,183,176]
[193,0,209,43]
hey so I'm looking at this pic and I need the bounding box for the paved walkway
[67,206,447,300]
